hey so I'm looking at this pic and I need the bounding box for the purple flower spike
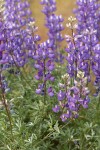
[0,0,41,69]
[74,0,100,88]
[53,70,90,122]
[40,0,64,62]
[34,41,55,97]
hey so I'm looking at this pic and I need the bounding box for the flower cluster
[96,0,100,41]
[74,0,100,38]
[25,21,41,59]
[53,71,90,122]
[41,0,56,15]
[0,0,5,63]
[34,41,55,97]
[92,44,100,96]
[65,16,79,78]
[46,14,64,49]
[1,0,40,68]
[74,0,100,94]
[41,0,64,62]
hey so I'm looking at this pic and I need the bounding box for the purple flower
[49,76,55,82]
[70,86,80,95]
[60,111,71,122]
[52,105,60,113]
[47,87,54,97]
[36,84,44,95]
[82,97,90,108]
[57,90,66,101]
[36,89,42,94]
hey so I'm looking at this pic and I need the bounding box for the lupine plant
[0,0,12,134]
[0,0,100,149]
[2,0,39,68]
[53,71,90,122]
[34,41,55,100]
[41,0,64,62]
[74,0,100,96]
[65,16,79,78]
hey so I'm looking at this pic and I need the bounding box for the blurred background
[29,0,75,43]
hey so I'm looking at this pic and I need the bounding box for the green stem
[43,59,46,103]
[2,93,13,135]
[0,71,13,136]
[71,23,77,79]
[98,95,100,106]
